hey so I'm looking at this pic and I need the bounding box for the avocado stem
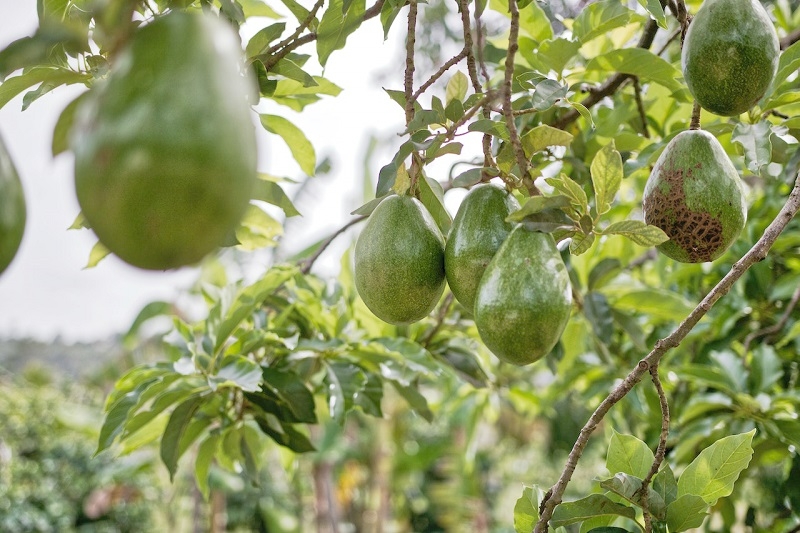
[689,100,701,130]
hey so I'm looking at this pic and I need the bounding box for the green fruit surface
[643,130,746,263]
[72,11,257,270]
[474,226,572,366]
[0,135,25,275]
[445,184,519,312]
[682,0,779,116]
[355,195,446,325]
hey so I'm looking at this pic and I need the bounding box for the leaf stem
[299,216,367,274]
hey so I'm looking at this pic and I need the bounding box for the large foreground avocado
[642,130,746,263]
[445,184,519,312]
[0,135,25,275]
[474,226,572,366]
[682,0,779,116]
[72,11,257,270]
[355,195,446,325]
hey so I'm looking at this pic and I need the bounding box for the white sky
[0,2,416,342]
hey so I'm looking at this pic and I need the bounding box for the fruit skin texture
[445,184,520,312]
[0,135,25,275]
[474,226,572,366]
[682,0,779,117]
[354,195,446,325]
[72,11,257,270]
[643,130,746,263]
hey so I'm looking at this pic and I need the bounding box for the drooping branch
[534,171,800,532]
[640,364,670,532]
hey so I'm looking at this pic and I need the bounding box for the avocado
[355,195,446,325]
[72,11,257,270]
[682,0,779,116]
[642,129,747,263]
[474,226,572,365]
[445,184,520,312]
[0,135,25,275]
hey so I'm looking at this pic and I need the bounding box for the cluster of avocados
[643,0,779,262]
[354,185,572,367]
[71,11,258,270]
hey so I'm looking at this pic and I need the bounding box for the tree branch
[534,171,800,532]
[743,284,800,354]
[640,364,670,532]
[404,0,418,125]
[266,0,325,56]
[781,27,800,50]
[411,49,468,102]
[300,216,367,274]
[553,19,659,130]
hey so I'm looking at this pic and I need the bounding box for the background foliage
[2,0,800,531]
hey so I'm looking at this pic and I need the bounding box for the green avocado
[72,11,257,270]
[354,195,446,325]
[474,226,572,366]
[643,130,747,263]
[445,184,520,312]
[682,0,779,116]
[0,135,25,275]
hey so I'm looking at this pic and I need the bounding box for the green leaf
[272,58,318,88]
[234,205,283,251]
[418,175,452,234]
[241,0,283,18]
[249,367,318,424]
[520,209,576,234]
[467,118,510,139]
[508,195,572,222]
[572,0,644,43]
[676,430,755,504]
[607,430,655,478]
[550,494,636,528]
[584,291,613,344]
[763,39,800,102]
[252,176,301,217]
[211,356,262,392]
[546,173,589,215]
[445,70,468,104]
[259,114,316,176]
[254,416,316,452]
[653,464,678,507]
[602,220,668,246]
[586,49,683,93]
[376,141,415,196]
[521,124,574,153]
[609,288,693,322]
[637,0,667,28]
[531,78,568,110]
[84,241,110,269]
[731,121,772,174]
[526,38,582,75]
[0,67,87,110]
[565,97,595,128]
[52,91,87,156]
[124,301,172,340]
[514,485,541,533]
[279,0,312,24]
[160,394,205,481]
[570,230,595,255]
[214,266,297,352]
[195,432,221,500]
[97,380,155,454]
[380,0,404,38]
[390,382,433,422]
[665,494,708,532]
[316,0,366,67]
[246,22,286,57]
[591,141,623,216]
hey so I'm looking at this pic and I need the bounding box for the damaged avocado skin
[643,130,747,263]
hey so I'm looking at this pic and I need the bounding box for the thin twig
[633,77,650,138]
[742,285,800,354]
[501,0,538,194]
[299,216,367,274]
[781,27,800,50]
[420,293,454,348]
[534,171,800,532]
[639,364,670,532]
[445,92,498,141]
[404,0,418,125]
[411,49,468,102]
[266,0,325,55]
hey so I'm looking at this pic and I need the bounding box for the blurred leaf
[254,415,316,452]
[609,288,693,322]
[160,394,205,481]
[246,23,286,56]
[235,205,283,250]
[390,382,433,422]
[637,0,667,28]
[253,176,301,217]
[84,241,110,269]
[732,121,772,173]
[445,70,468,104]
[588,258,621,290]
[586,49,683,93]
[584,291,613,344]
[749,345,783,393]
[603,220,668,246]
[520,208,575,233]
[52,91,87,156]
[248,367,317,424]
[125,301,172,340]
[508,195,571,222]
[325,361,367,423]
[514,485,541,533]
[195,432,221,500]
[676,430,755,504]
[573,0,643,43]
[211,356,262,392]
[763,39,800,102]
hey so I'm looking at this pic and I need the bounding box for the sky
[0,2,417,342]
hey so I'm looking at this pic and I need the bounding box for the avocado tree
[2,0,800,531]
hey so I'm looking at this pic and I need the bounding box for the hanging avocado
[72,11,257,270]
[0,135,25,276]
[642,130,747,263]
[682,0,779,116]
[445,184,519,313]
[474,226,572,366]
[355,195,446,325]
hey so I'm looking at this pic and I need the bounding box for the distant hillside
[0,337,125,379]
